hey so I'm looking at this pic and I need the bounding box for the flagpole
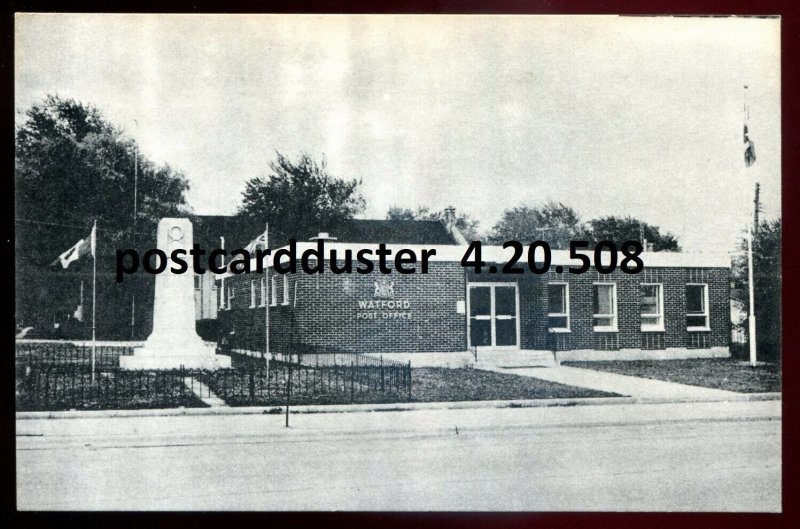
[264,223,270,381]
[744,85,757,367]
[220,236,225,310]
[131,134,138,340]
[91,219,97,383]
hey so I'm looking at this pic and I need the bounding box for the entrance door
[468,283,519,349]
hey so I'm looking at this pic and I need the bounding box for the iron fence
[201,351,412,406]
[15,364,207,411]
[15,342,412,411]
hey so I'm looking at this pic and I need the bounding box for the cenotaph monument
[120,218,231,370]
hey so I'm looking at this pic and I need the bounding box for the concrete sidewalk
[484,365,742,399]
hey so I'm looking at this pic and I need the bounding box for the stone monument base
[120,342,231,370]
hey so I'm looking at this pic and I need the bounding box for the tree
[236,152,365,243]
[732,219,781,362]
[16,96,190,248]
[488,201,585,248]
[586,216,680,252]
[15,95,192,338]
[386,205,481,241]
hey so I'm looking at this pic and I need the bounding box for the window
[282,275,290,305]
[249,280,257,308]
[219,281,226,310]
[547,283,570,331]
[593,283,617,331]
[686,284,709,330]
[641,283,664,331]
[259,277,266,307]
[194,274,202,290]
[270,276,277,306]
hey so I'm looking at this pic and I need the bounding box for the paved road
[16,401,781,511]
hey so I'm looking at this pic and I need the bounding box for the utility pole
[753,182,761,238]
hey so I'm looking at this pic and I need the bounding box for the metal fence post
[350,361,355,403]
[285,360,292,427]
[249,361,256,405]
[69,364,75,409]
[407,361,412,401]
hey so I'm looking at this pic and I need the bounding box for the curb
[15,392,781,420]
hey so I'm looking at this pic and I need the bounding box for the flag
[744,124,756,167]
[54,226,96,269]
[244,232,267,253]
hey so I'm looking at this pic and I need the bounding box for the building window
[641,283,664,331]
[686,283,709,330]
[547,283,570,332]
[250,280,257,308]
[259,277,266,307]
[282,275,290,305]
[219,281,226,310]
[593,283,617,331]
[270,276,277,306]
[194,274,202,290]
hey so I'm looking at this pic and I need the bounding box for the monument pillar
[120,218,231,370]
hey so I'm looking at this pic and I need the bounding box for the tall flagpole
[264,223,270,381]
[131,123,138,340]
[219,236,225,309]
[744,85,757,367]
[91,219,97,382]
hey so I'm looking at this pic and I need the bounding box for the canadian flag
[54,226,96,269]
[244,232,267,253]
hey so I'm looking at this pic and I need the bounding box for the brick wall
[218,261,467,354]
[218,263,730,355]
[526,267,730,352]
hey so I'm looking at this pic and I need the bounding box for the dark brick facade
[217,262,730,356]
[218,261,467,354]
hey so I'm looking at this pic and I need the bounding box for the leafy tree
[16,96,190,248]
[237,152,365,243]
[385,207,416,221]
[732,219,781,362]
[488,201,585,248]
[386,205,481,241]
[15,95,191,338]
[586,216,680,252]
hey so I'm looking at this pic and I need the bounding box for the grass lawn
[411,367,620,402]
[202,365,618,407]
[563,358,781,393]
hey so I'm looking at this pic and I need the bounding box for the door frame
[466,282,521,350]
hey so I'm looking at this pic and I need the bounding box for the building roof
[192,216,460,247]
[317,219,459,245]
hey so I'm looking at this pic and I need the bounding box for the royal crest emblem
[373,279,395,299]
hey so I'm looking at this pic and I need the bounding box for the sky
[15,14,781,253]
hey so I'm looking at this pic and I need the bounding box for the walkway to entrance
[481,365,742,400]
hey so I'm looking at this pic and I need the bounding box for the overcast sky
[15,14,780,253]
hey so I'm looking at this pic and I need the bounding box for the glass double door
[468,283,519,349]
